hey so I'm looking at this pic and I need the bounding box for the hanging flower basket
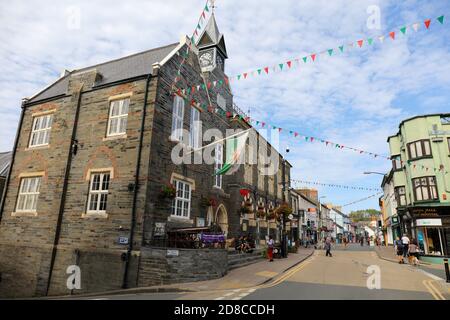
[159,183,176,199]
[274,203,293,221]
[240,206,251,215]
[257,210,266,219]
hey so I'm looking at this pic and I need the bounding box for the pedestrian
[267,235,274,262]
[343,236,348,249]
[401,233,410,261]
[325,236,332,257]
[408,238,419,266]
[394,236,404,264]
[360,236,364,246]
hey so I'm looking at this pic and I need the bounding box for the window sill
[82,212,109,219]
[407,156,433,162]
[11,211,38,217]
[168,216,193,224]
[413,200,440,205]
[103,134,127,141]
[25,145,50,151]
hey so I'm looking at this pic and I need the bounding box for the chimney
[296,188,318,201]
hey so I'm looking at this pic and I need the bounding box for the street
[74,244,448,300]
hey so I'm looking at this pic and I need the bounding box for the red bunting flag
[243,73,248,79]
[264,67,269,74]
[294,132,299,137]
[202,11,206,19]
[389,31,395,40]
[357,40,364,47]
[287,61,292,68]
[311,54,316,61]
[261,122,265,127]
[424,19,431,29]
[278,128,282,132]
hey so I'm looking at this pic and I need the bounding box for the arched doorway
[216,204,228,237]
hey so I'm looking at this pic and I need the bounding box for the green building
[387,113,450,261]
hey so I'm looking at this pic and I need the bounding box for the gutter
[46,85,84,296]
[122,73,152,289]
[0,99,27,222]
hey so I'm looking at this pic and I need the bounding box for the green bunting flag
[437,15,444,24]
[237,75,241,80]
[204,4,209,12]
[279,63,284,70]
[328,49,333,56]
[400,27,407,34]
[368,38,373,45]
[339,46,344,53]
[257,69,262,75]
[302,57,307,63]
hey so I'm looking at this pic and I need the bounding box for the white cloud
[0,0,449,212]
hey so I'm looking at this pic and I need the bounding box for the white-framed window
[189,106,201,148]
[87,172,110,214]
[395,186,407,206]
[107,99,129,136]
[214,143,223,188]
[29,114,53,147]
[171,95,185,142]
[15,177,42,212]
[172,179,192,218]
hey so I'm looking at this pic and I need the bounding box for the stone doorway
[216,204,228,237]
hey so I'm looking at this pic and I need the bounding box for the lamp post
[281,147,290,258]
[318,196,326,243]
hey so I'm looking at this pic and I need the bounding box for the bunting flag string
[190,0,212,43]
[176,94,447,175]
[179,14,445,91]
[291,179,381,192]
[341,192,384,207]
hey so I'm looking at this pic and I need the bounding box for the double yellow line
[258,258,313,289]
[423,279,445,300]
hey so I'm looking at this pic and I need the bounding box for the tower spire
[210,0,216,13]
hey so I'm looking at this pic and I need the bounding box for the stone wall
[138,247,227,287]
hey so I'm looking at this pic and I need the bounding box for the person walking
[360,236,364,246]
[267,235,274,262]
[401,233,410,262]
[325,236,332,257]
[394,236,404,264]
[408,238,419,266]
[343,236,348,249]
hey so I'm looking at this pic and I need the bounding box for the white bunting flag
[412,23,420,32]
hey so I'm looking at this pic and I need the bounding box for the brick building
[0,16,291,298]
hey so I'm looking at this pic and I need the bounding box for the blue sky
[0,0,449,213]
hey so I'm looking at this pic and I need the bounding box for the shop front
[409,207,450,263]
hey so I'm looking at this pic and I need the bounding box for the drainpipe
[0,99,27,223]
[46,86,83,296]
[122,73,152,289]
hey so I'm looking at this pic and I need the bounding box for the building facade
[0,16,293,298]
[387,114,450,260]
[380,170,399,245]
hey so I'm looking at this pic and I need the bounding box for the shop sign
[166,249,179,257]
[416,218,442,227]
[411,207,447,218]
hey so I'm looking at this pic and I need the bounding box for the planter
[159,183,176,200]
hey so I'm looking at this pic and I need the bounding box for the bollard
[444,258,450,283]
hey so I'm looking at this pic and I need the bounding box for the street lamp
[318,196,326,242]
[281,147,290,258]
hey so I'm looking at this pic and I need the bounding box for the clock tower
[196,13,228,73]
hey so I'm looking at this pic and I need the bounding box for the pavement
[54,247,314,300]
[60,244,450,300]
[374,244,449,280]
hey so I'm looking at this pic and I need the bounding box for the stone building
[0,16,291,298]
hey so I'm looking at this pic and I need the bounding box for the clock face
[199,51,213,68]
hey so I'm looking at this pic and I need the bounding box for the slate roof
[0,151,12,176]
[28,43,179,103]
